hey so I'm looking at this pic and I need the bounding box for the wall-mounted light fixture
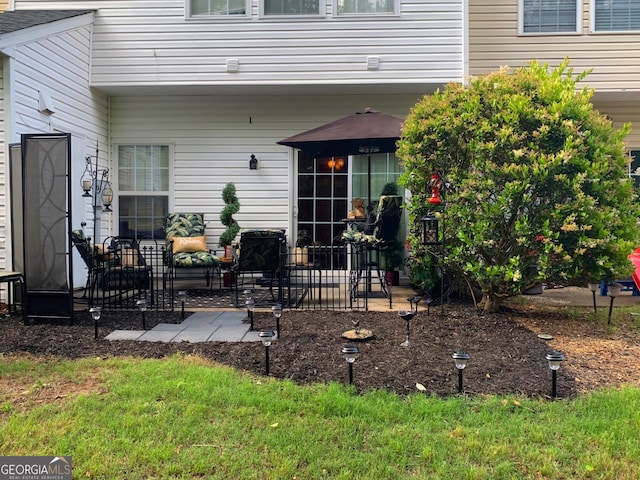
[249,154,258,170]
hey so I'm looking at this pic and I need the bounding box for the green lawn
[1,353,639,479]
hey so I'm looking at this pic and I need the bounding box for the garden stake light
[89,306,102,340]
[177,290,187,319]
[136,298,148,330]
[545,351,565,398]
[408,296,421,314]
[245,298,256,330]
[607,282,622,325]
[259,329,276,376]
[271,303,282,338]
[587,283,599,313]
[452,352,470,394]
[341,345,359,385]
[398,310,415,347]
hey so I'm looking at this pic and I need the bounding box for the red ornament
[428,173,442,205]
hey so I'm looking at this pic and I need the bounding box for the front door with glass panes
[295,151,404,270]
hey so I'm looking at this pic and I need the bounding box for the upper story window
[190,0,248,16]
[521,0,579,33]
[263,0,321,15]
[594,0,640,31]
[336,0,396,14]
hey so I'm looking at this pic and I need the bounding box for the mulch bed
[2,300,639,399]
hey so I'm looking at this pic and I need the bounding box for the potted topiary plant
[219,182,240,286]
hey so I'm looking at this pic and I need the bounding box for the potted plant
[219,182,240,286]
[381,240,405,286]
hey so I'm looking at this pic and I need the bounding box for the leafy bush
[398,60,640,311]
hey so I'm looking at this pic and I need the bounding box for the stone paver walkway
[105,311,261,343]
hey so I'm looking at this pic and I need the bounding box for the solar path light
[587,282,599,313]
[136,298,148,330]
[341,345,359,385]
[398,310,415,347]
[607,282,622,325]
[177,290,187,319]
[245,298,256,330]
[89,306,102,340]
[259,329,276,376]
[545,351,565,398]
[452,352,470,394]
[271,303,282,338]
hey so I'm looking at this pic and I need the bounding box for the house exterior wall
[468,0,640,150]
[110,93,421,245]
[468,0,640,92]
[15,0,464,89]
[1,16,108,275]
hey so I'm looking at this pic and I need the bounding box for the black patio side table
[0,271,25,318]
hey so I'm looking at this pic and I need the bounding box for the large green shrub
[398,60,640,312]
[219,182,240,247]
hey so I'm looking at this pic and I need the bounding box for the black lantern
[249,154,258,170]
[421,213,440,245]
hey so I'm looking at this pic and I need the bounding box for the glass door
[296,152,349,269]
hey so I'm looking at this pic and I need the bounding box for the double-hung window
[117,145,170,240]
[336,0,396,15]
[263,0,321,15]
[189,0,248,16]
[594,0,640,31]
[521,0,579,33]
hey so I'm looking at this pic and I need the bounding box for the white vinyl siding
[521,0,579,33]
[1,15,108,286]
[593,0,640,31]
[109,94,416,246]
[14,0,463,90]
[470,0,640,91]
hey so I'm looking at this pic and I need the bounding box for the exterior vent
[226,59,239,73]
[38,90,55,115]
[366,56,379,70]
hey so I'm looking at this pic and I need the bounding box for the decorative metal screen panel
[21,134,73,321]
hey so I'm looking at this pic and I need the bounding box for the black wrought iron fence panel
[82,240,392,312]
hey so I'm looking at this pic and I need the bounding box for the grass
[1,354,640,479]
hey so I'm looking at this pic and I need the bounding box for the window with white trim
[189,0,248,16]
[594,0,640,31]
[337,0,395,14]
[118,145,170,240]
[522,0,579,33]
[263,0,320,15]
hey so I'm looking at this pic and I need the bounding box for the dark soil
[2,301,639,398]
